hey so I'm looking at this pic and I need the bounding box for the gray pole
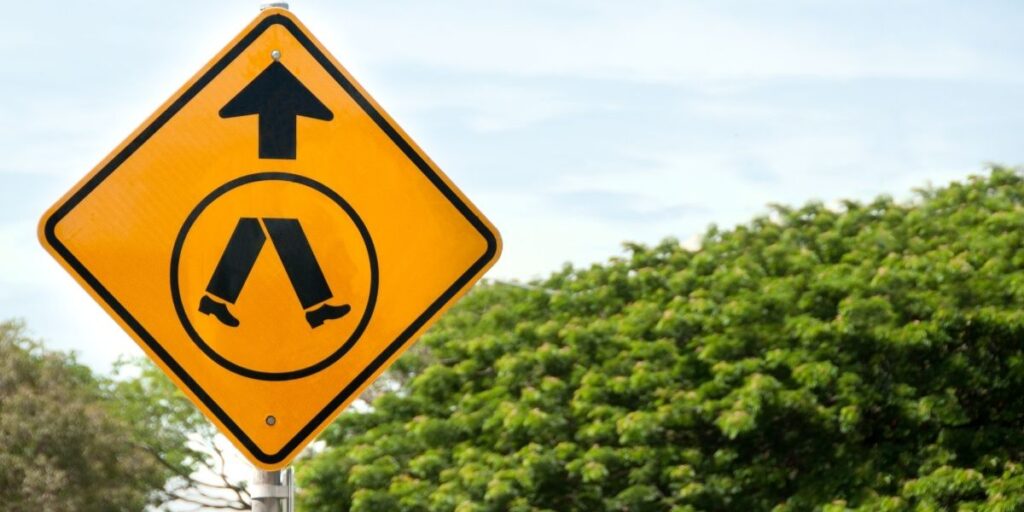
[251,468,292,512]
[287,467,295,512]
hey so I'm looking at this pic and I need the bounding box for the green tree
[109,358,251,510]
[0,320,169,511]
[297,168,1024,511]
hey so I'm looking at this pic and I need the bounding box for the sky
[2,0,1024,372]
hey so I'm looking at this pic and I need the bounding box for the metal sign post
[287,466,295,512]
[251,467,293,512]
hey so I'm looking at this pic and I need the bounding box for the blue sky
[2,0,1024,371]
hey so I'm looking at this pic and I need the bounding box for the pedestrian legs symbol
[199,217,350,328]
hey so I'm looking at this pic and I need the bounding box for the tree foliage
[298,168,1024,511]
[109,358,251,510]
[0,320,169,511]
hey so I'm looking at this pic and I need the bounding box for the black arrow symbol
[220,60,333,160]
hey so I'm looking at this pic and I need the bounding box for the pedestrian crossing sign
[37,6,501,469]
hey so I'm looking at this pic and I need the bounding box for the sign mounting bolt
[266,415,277,426]
[271,50,281,61]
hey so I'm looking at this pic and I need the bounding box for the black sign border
[42,14,499,465]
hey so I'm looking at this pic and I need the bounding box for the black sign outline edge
[41,14,499,465]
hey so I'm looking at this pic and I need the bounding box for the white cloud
[307,0,1023,86]
[385,81,594,134]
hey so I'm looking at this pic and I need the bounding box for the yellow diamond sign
[38,7,501,469]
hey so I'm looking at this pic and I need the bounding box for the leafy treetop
[298,168,1024,511]
[0,320,169,511]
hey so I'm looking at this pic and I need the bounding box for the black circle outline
[170,172,378,381]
